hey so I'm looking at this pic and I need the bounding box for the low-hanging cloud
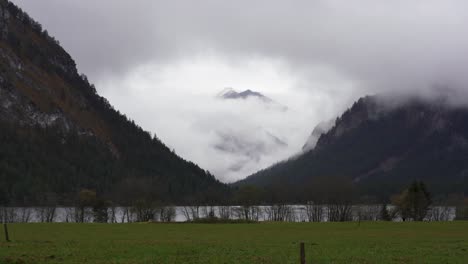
[17,0,468,94]
[96,57,325,182]
[14,0,468,181]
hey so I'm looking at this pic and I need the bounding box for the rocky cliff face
[0,45,79,132]
[0,1,106,135]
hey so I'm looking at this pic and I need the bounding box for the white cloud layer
[14,0,468,181]
[96,56,350,181]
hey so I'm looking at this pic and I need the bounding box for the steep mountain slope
[301,120,335,153]
[0,0,226,205]
[240,95,468,200]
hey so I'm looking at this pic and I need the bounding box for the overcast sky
[14,0,468,182]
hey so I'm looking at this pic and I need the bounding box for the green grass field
[1,222,467,263]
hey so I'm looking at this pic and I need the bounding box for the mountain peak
[216,88,288,111]
[217,88,266,100]
[217,87,237,98]
[237,89,265,99]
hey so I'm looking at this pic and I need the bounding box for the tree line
[2,181,468,224]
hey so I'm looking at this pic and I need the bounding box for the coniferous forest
[0,0,227,206]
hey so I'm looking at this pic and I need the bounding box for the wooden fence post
[300,242,306,264]
[3,222,9,242]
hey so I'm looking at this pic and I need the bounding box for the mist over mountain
[205,88,291,181]
[302,120,335,153]
[239,94,468,200]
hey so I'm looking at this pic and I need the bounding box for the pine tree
[394,181,432,221]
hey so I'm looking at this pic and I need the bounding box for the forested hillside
[240,95,468,202]
[0,0,227,205]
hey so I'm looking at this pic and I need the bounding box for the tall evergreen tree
[394,181,431,221]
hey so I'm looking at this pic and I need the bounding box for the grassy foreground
[0,222,467,263]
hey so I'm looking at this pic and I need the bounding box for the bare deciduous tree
[37,207,56,223]
[132,199,159,222]
[160,206,176,222]
[428,206,452,221]
[234,186,264,221]
[265,204,295,222]
[305,202,324,222]
[14,207,32,223]
[218,206,231,220]
[182,205,201,221]
[327,203,353,222]
[355,205,380,221]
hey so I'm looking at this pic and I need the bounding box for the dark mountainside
[0,0,227,205]
[240,95,468,201]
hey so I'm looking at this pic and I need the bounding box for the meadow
[1,221,467,263]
